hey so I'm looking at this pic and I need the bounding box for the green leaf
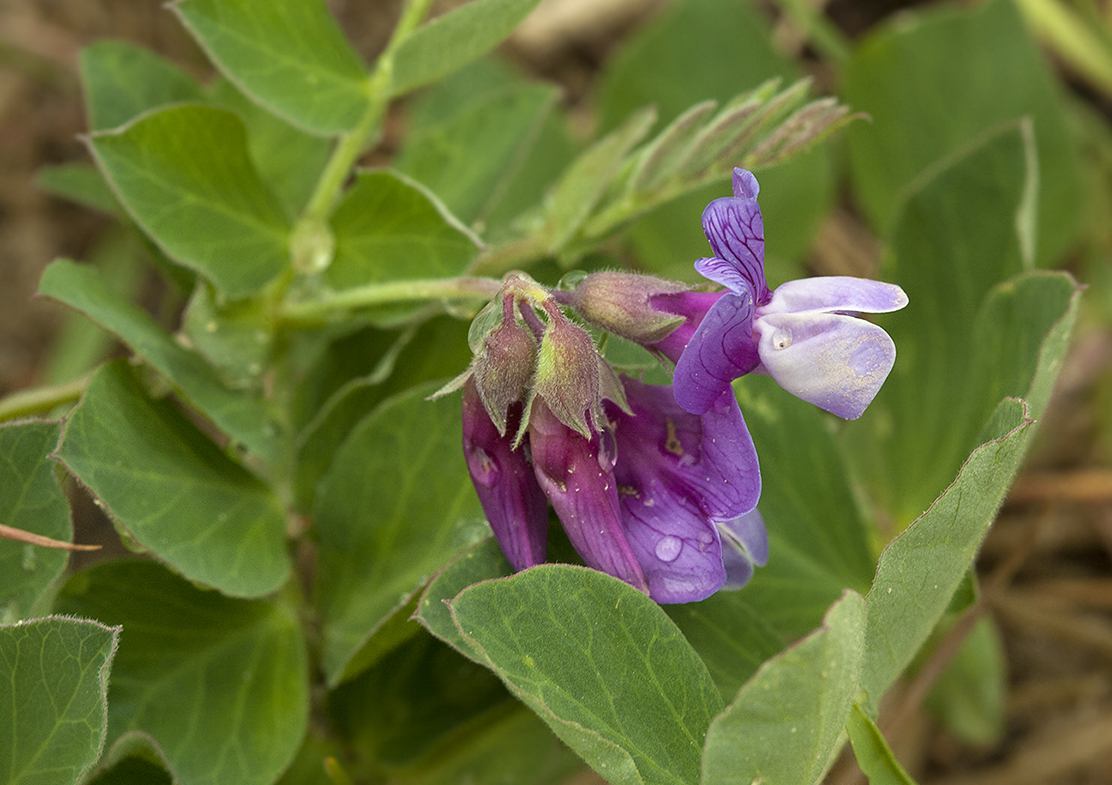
[42,232,145,386]
[0,616,119,785]
[542,106,657,259]
[389,0,546,98]
[393,704,583,785]
[326,170,480,296]
[181,281,273,390]
[395,83,560,230]
[583,82,850,246]
[35,164,120,215]
[39,259,282,462]
[398,57,579,247]
[415,537,513,662]
[206,78,333,216]
[842,0,1083,264]
[848,125,1082,525]
[172,0,370,134]
[88,105,291,298]
[79,40,203,131]
[626,99,719,191]
[293,314,472,512]
[925,617,1006,745]
[54,561,309,785]
[450,564,724,785]
[664,592,787,702]
[859,398,1034,711]
[273,732,339,785]
[313,383,488,685]
[734,376,876,640]
[329,633,511,774]
[56,360,291,598]
[846,704,919,785]
[0,421,71,624]
[969,270,1082,430]
[701,591,866,785]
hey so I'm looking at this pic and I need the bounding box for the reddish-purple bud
[531,304,604,439]
[527,397,649,595]
[462,379,549,571]
[472,295,538,436]
[568,272,689,345]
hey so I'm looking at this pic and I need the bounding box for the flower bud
[527,396,648,595]
[462,379,549,570]
[568,271,689,345]
[531,305,603,439]
[472,295,537,436]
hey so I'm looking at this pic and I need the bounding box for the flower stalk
[278,276,502,326]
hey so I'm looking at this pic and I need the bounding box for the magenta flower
[606,378,763,602]
[526,395,651,595]
[461,378,549,571]
[672,168,908,419]
[462,373,765,603]
[457,272,767,603]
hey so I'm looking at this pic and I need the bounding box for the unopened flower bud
[531,305,603,439]
[568,272,689,345]
[461,379,549,570]
[473,295,537,436]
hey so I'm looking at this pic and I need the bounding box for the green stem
[0,374,89,422]
[279,276,502,326]
[300,0,437,223]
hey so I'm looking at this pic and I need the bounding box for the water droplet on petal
[655,535,683,562]
[467,448,499,487]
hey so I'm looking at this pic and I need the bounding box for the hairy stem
[279,276,502,326]
[300,0,436,223]
[0,374,89,422]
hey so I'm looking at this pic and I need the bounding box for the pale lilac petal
[719,509,768,590]
[462,381,548,570]
[527,398,649,594]
[755,311,897,419]
[760,277,908,317]
[699,197,768,301]
[673,291,760,415]
[720,509,768,566]
[720,548,754,590]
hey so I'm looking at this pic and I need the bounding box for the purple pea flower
[527,395,651,595]
[606,378,764,602]
[463,374,765,603]
[672,168,908,419]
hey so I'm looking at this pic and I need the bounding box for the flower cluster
[454,168,906,604]
[453,272,765,604]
